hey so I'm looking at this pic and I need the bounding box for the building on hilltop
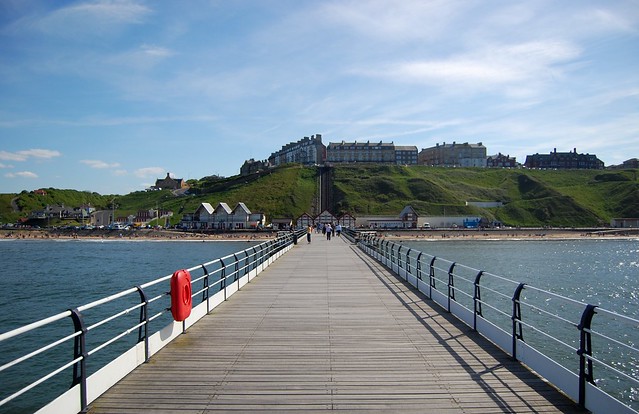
[326,141,396,163]
[609,158,638,169]
[524,148,604,169]
[153,173,188,190]
[240,158,271,176]
[395,146,418,165]
[418,142,487,167]
[487,153,518,168]
[268,134,326,167]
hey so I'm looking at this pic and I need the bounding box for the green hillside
[0,165,318,226]
[331,165,639,227]
[1,165,637,228]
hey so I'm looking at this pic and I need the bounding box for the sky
[1,0,638,195]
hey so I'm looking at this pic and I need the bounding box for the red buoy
[170,269,192,321]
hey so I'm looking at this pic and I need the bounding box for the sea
[0,237,637,413]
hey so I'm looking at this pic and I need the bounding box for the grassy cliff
[1,165,637,227]
[331,165,638,227]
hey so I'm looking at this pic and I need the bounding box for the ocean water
[0,238,637,412]
[399,238,639,317]
[397,237,639,409]
[0,239,258,414]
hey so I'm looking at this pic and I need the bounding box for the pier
[87,235,582,413]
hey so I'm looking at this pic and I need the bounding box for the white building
[183,202,264,230]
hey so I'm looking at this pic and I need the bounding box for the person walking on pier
[326,223,332,240]
[307,225,312,243]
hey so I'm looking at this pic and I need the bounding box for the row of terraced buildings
[240,134,607,175]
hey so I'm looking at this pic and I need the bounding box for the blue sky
[1,0,638,195]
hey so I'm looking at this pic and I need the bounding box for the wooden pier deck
[88,234,584,413]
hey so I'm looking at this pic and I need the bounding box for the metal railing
[353,230,638,414]
[0,230,304,414]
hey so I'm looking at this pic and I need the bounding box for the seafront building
[181,202,265,230]
[394,145,419,165]
[487,153,518,168]
[240,158,270,175]
[268,134,325,167]
[326,141,399,164]
[240,133,620,178]
[524,148,604,169]
[153,173,189,190]
[293,211,356,230]
[418,142,487,167]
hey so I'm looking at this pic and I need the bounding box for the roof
[233,202,251,215]
[214,202,232,214]
[327,141,395,149]
[196,203,214,214]
[399,205,419,217]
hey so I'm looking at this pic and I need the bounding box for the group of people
[306,222,342,243]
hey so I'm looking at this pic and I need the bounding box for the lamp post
[111,197,117,227]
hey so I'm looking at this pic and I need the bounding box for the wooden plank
[88,236,584,413]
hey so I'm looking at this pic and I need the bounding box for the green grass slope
[0,165,318,225]
[1,165,637,228]
[331,165,639,227]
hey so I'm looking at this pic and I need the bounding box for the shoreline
[0,228,277,241]
[362,228,639,241]
[2,227,638,242]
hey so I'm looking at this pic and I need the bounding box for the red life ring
[170,269,192,321]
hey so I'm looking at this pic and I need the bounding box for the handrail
[0,230,302,413]
[355,232,639,414]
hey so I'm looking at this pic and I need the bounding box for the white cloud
[320,0,462,42]
[134,167,165,178]
[0,162,13,168]
[361,40,580,97]
[0,148,61,161]
[140,44,173,58]
[80,159,121,169]
[0,151,26,161]
[33,0,151,37]
[5,171,38,179]
[18,148,62,159]
[105,44,175,72]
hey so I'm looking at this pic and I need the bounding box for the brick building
[524,148,604,169]
[418,142,487,167]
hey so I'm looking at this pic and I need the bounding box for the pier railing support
[135,286,150,362]
[577,304,597,408]
[428,257,436,299]
[69,308,88,414]
[473,271,484,331]
[201,264,210,313]
[511,283,526,360]
[447,262,456,312]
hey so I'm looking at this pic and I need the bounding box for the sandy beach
[2,227,638,241]
[0,228,278,241]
